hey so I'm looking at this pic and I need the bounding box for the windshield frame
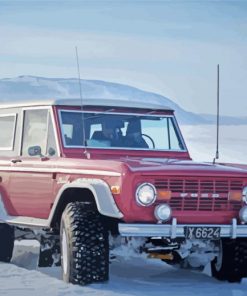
[58,109,188,152]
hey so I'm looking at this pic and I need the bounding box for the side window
[22,109,57,157]
[0,114,16,150]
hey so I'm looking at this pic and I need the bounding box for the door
[8,108,58,219]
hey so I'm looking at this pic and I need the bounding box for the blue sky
[0,1,247,116]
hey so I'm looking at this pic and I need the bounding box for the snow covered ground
[181,125,247,164]
[0,239,246,296]
[0,124,247,296]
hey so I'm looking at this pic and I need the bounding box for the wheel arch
[49,178,123,228]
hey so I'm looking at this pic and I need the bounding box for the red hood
[58,153,247,179]
[119,157,247,178]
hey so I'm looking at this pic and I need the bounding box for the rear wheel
[211,239,247,282]
[60,202,109,285]
[0,223,14,262]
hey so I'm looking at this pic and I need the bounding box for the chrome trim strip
[119,218,247,239]
[0,166,121,177]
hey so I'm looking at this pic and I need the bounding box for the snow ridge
[0,76,206,125]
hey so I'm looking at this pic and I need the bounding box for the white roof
[0,98,173,111]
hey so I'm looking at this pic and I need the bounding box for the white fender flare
[48,178,123,226]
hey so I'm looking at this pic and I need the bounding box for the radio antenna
[75,46,89,158]
[213,64,220,164]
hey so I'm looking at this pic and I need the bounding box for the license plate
[184,226,221,240]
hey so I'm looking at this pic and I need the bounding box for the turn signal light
[228,191,242,202]
[111,186,121,195]
[157,190,172,201]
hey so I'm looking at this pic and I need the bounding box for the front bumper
[119,218,247,239]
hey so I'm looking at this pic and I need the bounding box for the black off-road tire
[211,238,247,283]
[0,223,15,262]
[60,202,109,285]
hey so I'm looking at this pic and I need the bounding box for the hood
[120,157,247,178]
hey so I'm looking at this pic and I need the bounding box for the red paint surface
[0,106,247,226]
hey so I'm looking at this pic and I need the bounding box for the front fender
[48,178,123,226]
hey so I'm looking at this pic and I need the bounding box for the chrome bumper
[119,218,247,239]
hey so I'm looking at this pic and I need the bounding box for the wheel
[141,134,155,148]
[211,239,247,282]
[60,202,109,285]
[38,234,61,267]
[0,223,15,262]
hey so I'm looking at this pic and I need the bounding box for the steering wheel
[141,134,155,149]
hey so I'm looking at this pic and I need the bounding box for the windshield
[59,110,186,151]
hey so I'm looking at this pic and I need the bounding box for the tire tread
[61,202,109,285]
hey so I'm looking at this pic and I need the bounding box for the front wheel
[60,202,109,285]
[211,239,247,282]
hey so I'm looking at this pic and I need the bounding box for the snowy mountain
[0,76,245,125]
[0,76,207,125]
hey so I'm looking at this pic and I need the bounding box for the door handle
[11,159,22,164]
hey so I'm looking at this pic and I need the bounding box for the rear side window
[21,109,58,157]
[0,114,17,150]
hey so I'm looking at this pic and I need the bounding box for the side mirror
[28,146,42,157]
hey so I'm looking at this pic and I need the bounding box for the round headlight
[136,183,157,206]
[243,187,247,204]
[239,206,247,223]
[154,204,172,222]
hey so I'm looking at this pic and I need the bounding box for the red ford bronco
[0,98,247,285]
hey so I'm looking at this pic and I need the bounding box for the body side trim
[0,166,121,177]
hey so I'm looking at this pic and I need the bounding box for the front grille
[154,178,243,211]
